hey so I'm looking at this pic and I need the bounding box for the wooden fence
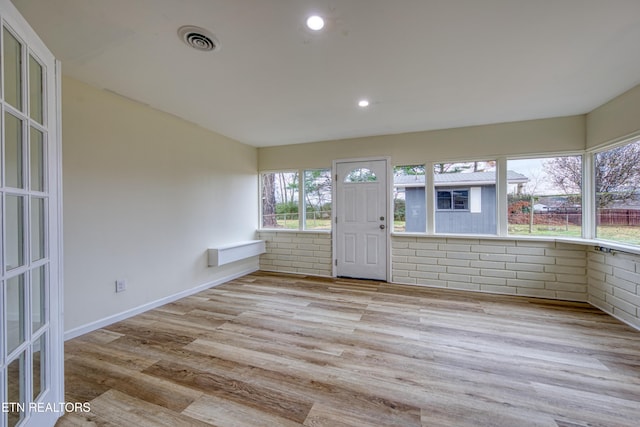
[509,209,640,227]
[597,209,640,226]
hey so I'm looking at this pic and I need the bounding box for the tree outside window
[261,171,299,229]
[304,169,332,230]
[507,156,582,237]
[261,169,333,230]
[526,142,640,244]
[594,140,640,244]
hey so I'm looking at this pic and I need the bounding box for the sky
[507,157,576,196]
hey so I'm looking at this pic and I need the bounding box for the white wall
[62,77,258,332]
[587,83,640,149]
[259,115,585,170]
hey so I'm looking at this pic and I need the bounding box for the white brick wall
[257,231,332,277]
[587,249,640,330]
[392,236,588,301]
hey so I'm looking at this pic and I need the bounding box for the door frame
[332,157,392,282]
[0,0,63,425]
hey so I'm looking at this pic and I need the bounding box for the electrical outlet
[115,279,127,293]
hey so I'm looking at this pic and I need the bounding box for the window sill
[258,228,331,234]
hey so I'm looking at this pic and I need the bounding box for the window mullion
[425,162,435,234]
[582,152,595,239]
[496,157,508,237]
[298,168,303,230]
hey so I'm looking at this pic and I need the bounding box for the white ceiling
[12,0,640,147]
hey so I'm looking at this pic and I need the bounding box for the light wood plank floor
[57,272,640,426]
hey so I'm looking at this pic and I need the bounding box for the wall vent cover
[178,25,219,52]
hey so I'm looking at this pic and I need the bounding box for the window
[304,169,332,230]
[259,145,640,247]
[434,161,496,234]
[437,189,469,210]
[437,190,451,210]
[507,156,582,237]
[393,165,426,232]
[261,169,333,230]
[595,140,640,245]
[261,171,299,229]
[345,168,376,182]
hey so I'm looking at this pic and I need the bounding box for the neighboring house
[395,171,528,233]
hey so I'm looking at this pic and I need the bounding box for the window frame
[259,135,640,253]
[590,137,640,247]
[302,168,332,231]
[505,154,584,239]
[393,164,427,233]
[433,160,497,235]
[259,168,333,231]
[436,188,470,211]
[259,170,300,230]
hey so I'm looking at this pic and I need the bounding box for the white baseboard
[64,267,258,341]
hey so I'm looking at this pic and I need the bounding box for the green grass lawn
[394,221,640,245]
[510,224,640,244]
[596,226,640,245]
[304,219,332,230]
[508,224,582,238]
[273,218,331,230]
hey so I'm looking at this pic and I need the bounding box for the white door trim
[332,157,391,282]
[0,1,63,426]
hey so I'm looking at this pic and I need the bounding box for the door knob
[379,224,386,230]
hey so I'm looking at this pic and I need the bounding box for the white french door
[334,159,389,281]
[1,1,62,426]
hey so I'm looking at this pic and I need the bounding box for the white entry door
[1,1,63,426]
[335,159,388,281]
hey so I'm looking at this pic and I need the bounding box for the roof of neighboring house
[394,171,529,188]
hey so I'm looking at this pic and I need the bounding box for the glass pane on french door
[4,112,24,189]
[3,26,22,110]
[2,2,61,425]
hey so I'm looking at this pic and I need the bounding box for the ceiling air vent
[178,25,219,52]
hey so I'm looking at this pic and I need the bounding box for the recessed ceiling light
[306,15,325,31]
[358,99,370,108]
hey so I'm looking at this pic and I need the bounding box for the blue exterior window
[437,189,469,210]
